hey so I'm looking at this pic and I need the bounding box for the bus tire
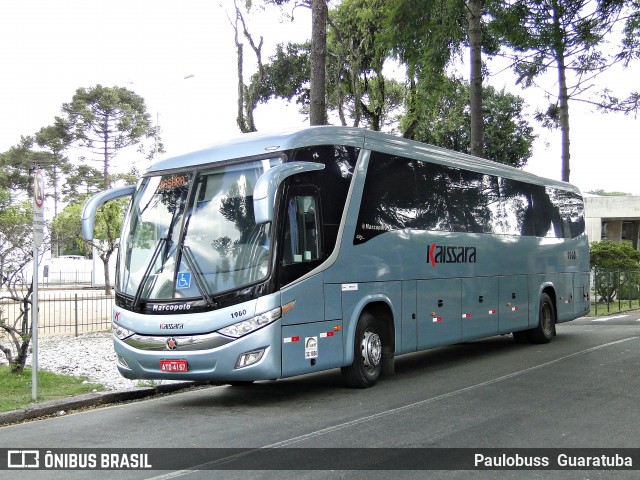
[341,312,383,388]
[527,293,556,344]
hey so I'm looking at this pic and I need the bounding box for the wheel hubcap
[361,330,382,370]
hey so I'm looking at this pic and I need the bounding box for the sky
[1,0,639,198]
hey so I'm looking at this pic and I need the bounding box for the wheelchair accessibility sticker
[177,272,191,289]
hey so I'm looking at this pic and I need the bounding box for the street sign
[33,169,45,247]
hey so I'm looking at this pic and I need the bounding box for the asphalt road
[2,315,639,480]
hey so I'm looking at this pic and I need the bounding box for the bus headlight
[112,321,134,340]
[217,307,281,338]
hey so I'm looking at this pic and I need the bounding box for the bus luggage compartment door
[417,278,462,349]
[281,321,344,378]
[461,277,499,341]
[498,275,529,333]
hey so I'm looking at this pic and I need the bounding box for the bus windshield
[117,158,281,301]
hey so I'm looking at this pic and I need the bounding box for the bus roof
[146,126,579,193]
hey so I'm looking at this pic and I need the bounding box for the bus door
[279,187,344,377]
[417,278,462,349]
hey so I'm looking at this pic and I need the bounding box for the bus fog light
[236,348,265,369]
[117,354,130,369]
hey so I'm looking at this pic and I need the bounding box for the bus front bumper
[113,320,282,382]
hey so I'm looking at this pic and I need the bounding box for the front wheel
[341,312,383,388]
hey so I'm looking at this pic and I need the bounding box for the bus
[81,126,590,388]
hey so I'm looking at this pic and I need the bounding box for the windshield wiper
[181,246,216,308]
[131,237,166,312]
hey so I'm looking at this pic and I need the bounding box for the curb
[0,382,203,427]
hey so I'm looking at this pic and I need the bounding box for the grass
[587,300,640,317]
[0,365,104,413]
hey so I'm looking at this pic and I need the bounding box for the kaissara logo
[428,243,477,267]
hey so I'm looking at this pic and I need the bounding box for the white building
[585,195,640,250]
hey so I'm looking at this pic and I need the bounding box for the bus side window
[283,195,321,265]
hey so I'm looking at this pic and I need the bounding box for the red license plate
[160,359,188,372]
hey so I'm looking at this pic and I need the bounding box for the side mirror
[253,162,325,224]
[81,185,136,240]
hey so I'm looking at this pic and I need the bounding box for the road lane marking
[592,315,629,322]
[148,336,639,478]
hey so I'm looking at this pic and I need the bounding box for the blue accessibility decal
[176,272,191,289]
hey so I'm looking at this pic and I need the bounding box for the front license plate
[160,359,188,372]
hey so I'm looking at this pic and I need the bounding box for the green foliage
[590,240,640,271]
[51,196,128,295]
[590,240,640,302]
[0,198,34,289]
[410,78,536,167]
[255,42,310,106]
[53,199,128,260]
[0,137,56,193]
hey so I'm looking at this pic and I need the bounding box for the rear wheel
[341,312,383,388]
[528,293,555,343]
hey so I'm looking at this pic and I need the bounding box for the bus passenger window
[283,196,321,265]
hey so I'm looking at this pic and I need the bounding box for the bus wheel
[341,312,383,388]
[527,293,556,344]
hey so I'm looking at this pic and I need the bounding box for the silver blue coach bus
[82,127,589,388]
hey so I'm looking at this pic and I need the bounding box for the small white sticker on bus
[341,283,358,292]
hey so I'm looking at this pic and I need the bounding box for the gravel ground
[1,332,162,391]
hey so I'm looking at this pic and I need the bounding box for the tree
[0,193,47,373]
[411,77,536,167]
[254,0,404,131]
[60,85,156,189]
[386,0,467,139]
[52,199,128,295]
[489,0,637,182]
[34,120,73,219]
[226,0,265,133]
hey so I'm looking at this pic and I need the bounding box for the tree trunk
[468,0,484,158]
[236,40,247,132]
[103,113,110,189]
[102,255,112,295]
[310,0,328,125]
[552,1,570,182]
[557,59,571,182]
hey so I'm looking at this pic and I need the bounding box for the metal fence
[41,269,93,287]
[591,269,640,315]
[0,291,114,337]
